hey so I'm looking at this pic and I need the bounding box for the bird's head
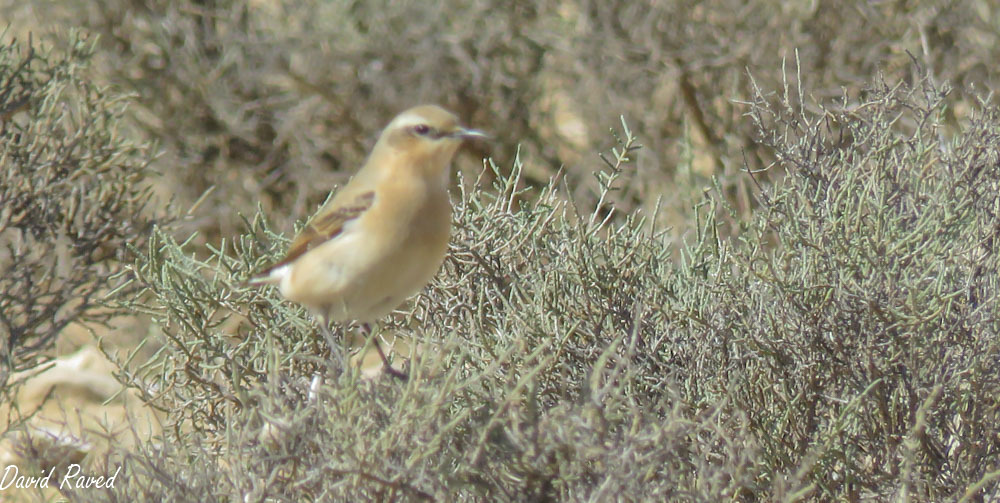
[375,105,487,178]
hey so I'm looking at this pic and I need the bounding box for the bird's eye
[412,124,432,136]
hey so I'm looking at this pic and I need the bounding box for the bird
[250,105,486,379]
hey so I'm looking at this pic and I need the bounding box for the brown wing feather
[256,191,375,276]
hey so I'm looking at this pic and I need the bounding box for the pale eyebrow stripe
[390,113,427,129]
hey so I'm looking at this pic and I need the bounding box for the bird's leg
[318,316,345,372]
[362,323,408,381]
[306,316,343,403]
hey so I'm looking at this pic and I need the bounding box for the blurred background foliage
[0,35,158,391]
[6,0,1000,239]
[1,0,999,501]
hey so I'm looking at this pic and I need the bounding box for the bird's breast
[324,179,450,321]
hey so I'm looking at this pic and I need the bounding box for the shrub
[0,34,158,393]
[70,73,999,501]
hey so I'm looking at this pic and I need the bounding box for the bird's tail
[242,265,286,288]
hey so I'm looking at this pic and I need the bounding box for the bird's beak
[450,127,490,140]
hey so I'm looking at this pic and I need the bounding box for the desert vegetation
[1,1,998,501]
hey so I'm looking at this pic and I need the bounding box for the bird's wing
[255,190,375,277]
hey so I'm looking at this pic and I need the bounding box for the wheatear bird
[250,105,485,378]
